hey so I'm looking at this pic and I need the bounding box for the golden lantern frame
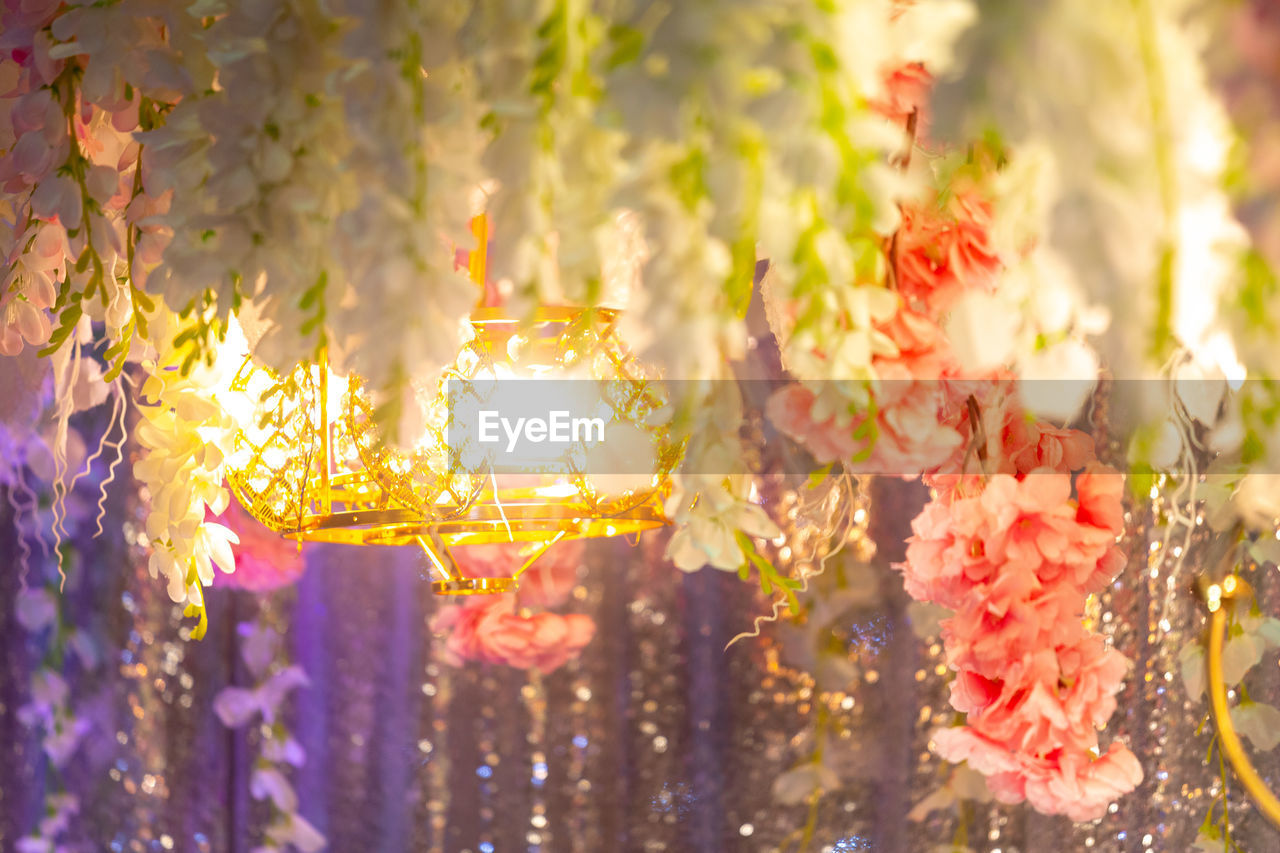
[225,216,679,594]
[344,301,681,593]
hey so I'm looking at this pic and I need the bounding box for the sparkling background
[2,475,1280,852]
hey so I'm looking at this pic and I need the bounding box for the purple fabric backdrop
[3,476,1280,852]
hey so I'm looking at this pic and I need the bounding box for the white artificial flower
[239,621,281,680]
[944,291,1019,373]
[192,521,239,586]
[263,736,307,768]
[1173,359,1228,426]
[772,761,841,806]
[17,669,68,728]
[666,477,782,572]
[250,767,299,813]
[1016,338,1099,423]
[887,0,978,75]
[944,0,1245,381]
[42,717,90,768]
[15,588,57,632]
[1233,475,1280,531]
[134,305,238,608]
[264,814,326,853]
[213,666,310,729]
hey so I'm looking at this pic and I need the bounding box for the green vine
[735,529,803,615]
[1131,0,1179,363]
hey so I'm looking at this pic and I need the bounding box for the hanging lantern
[221,216,681,594]
[222,352,418,545]
[347,303,683,593]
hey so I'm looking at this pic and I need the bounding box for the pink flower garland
[900,445,1142,820]
[765,300,974,475]
[432,599,595,675]
[766,143,1002,475]
[895,188,1002,317]
[429,540,597,674]
[765,51,1141,818]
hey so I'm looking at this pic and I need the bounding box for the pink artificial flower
[903,473,1116,608]
[942,589,1086,678]
[931,726,1023,783]
[450,539,585,609]
[852,308,964,475]
[208,498,306,592]
[769,310,967,476]
[897,188,1002,319]
[934,727,1142,821]
[949,670,1002,715]
[861,360,964,476]
[871,62,933,132]
[1022,743,1144,822]
[1011,423,1095,476]
[900,437,1139,820]
[926,384,1026,488]
[1076,462,1125,535]
[1055,636,1131,734]
[876,307,955,378]
[0,294,51,355]
[432,597,595,674]
[765,384,860,465]
[962,640,1128,758]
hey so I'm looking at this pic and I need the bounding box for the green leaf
[299,271,326,309]
[1230,700,1280,751]
[180,347,199,376]
[37,300,83,356]
[669,146,708,211]
[1222,630,1266,687]
[806,463,834,490]
[1248,535,1280,567]
[183,602,208,641]
[606,24,645,69]
[1178,641,1206,699]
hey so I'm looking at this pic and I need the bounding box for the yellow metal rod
[511,530,568,583]
[1205,577,1280,829]
[415,533,461,582]
[318,347,332,514]
[468,213,488,292]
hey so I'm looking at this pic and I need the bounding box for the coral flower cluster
[767,63,1004,477]
[765,182,998,476]
[900,438,1142,820]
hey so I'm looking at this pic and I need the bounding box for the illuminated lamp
[222,217,681,595]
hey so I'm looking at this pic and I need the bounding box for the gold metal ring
[431,577,520,595]
[1199,573,1280,828]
